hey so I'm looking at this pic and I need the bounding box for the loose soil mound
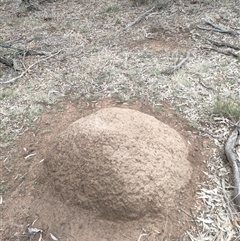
[45,107,192,220]
[2,100,210,241]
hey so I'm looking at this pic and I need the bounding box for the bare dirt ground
[2,99,212,241]
[1,0,240,240]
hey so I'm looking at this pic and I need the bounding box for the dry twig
[0,50,62,85]
[18,49,48,57]
[67,233,79,241]
[137,233,147,241]
[0,50,48,70]
[0,57,14,68]
[160,52,190,75]
[123,6,157,31]
[0,37,23,48]
[225,125,240,210]
[123,1,168,31]
[198,80,216,93]
[202,19,238,35]
[203,47,240,58]
[205,38,240,50]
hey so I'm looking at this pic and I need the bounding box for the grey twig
[204,38,240,50]
[0,37,23,48]
[225,126,240,210]
[203,19,238,35]
[0,57,14,68]
[0,50,62,85]
[160,52,190,75]
[203,47,240,59]
[123,6,157,31]
[122,1,169,32]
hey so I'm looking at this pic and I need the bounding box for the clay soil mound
[45,107,192,220]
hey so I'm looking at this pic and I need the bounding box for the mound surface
[45,107,192,220]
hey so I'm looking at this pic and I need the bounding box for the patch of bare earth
[2,99,213,241]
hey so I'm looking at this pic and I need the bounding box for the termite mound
[44,107,192,220]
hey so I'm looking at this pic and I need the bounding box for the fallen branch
[123,1,168,31]
[0,50,62,85]
[160,52,190,75]
[205,38,240,50]
[1,46,49,57]
[0,51,48,70]
[123,5,156,31]
[0,37,49,71]
[225,126,240,210]
[18,49,48,57]
[203,47,240,59]
[66,233,79,241]
[0,57,13,68]
[203,19,238,36]
[0,37,23,48]
[137,233,147,241]
[198,80,216,93]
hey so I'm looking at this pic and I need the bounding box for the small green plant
[100,5,120,14]
[130,0,160,5]
[154,105,162,113]
[232,6,240,14]
[0,88,14,100]
[130,0,150,5]
[112,92,127,104]
[187,120,199,129]
[41,127,52,134]
[26,104,43,122]
[80,25,89,33]
[211,95,240,122]
[202,0,212,6]
[30,18,41,27]
[105,5,120,13]
[20,173,27,181]
[115,18,121,25]
[174,105,184,113]
[0,182,10,194]
[86,93,100,102]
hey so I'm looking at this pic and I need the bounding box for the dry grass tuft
[211,95,240,123]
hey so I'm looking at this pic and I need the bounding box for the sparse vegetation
[130,0,159,5]
[0,88,14,100]
[211,95,240,122]
[103,5,120,13]
[0,182,10,195]
[153,104,162,113]
[187,119,199,129]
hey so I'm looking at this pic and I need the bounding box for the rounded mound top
[45,107,192,220]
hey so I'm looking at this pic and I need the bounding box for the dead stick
[203,47,240,58]
[0,37,23,48]
[225,126,240,210]
[197,26,237,35]
[0,57,13,68]
[205,38,240,50]
[160,52,190,75]
[198,80,216,93]
[0,50,62,85]
[66,233,79,241]
[123,5,157,31]
[203,19,238,35]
